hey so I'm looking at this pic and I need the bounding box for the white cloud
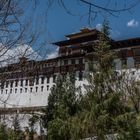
[0,44,41,66]
[127,19,139,27]
[96,23,102,31]
[47,47,58,59]
[47,51,58,59]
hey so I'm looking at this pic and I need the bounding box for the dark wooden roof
[54,29,100,46]
[65,28,97,38]
[53,27,140,50]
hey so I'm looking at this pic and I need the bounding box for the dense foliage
[42,21,140,140]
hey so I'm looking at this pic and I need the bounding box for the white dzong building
[0,28,139,111]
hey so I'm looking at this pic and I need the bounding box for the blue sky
[43,0,140,39]
[25,0,140,57]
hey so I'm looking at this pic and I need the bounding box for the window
[55,62,58,66]
[41,86,44,92]
[1,82,4,89]
[5,89,7,94]
[10,81,13,88]
[25,88,27,93]
[6,81,9,88]
[53,75,56,83]
[47,77,50,83]
[25,79,28,86]
[29,79,34,86]
[134,49,140,56]
[36,87,38,92]
[47,85,49,91]
[41,77,44,84]
[133,48,140,65]
[77,59,79,64]
[15,89,17,93]
[30,87,33,92]
[121,50,127,58]
[79,58,83,64]
[15,80,18,87]
[20,80,23,86]
[68,49,72,55]
[20,88,22,93]
[61,61,64,66]
[131,71,135,75]
[40,65,43,69]
[43,64,46,68]
[64,60,68,65]
[135,59,140,65]
[79,71,83,81]
[122,59,127,66]
[71,59,75,65]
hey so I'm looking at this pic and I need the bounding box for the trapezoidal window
[133,48,140,56]
[41,86,44,92]
[133,48,140,65]
[15,80,18,87]
[53,75,56,83]
[10,81,13,88]
[36,87,38,92]
[25,88,27,93]
[41,77,44,84]
[47,85,49,91]
[29,79,34,86]
[25,79,28,86]
[47,77,50,83]
[20,80,23,86]
[6,81,9,88]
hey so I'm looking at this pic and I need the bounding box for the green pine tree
[74,20,140,140]
[0,123,8,140]
[42,21,140,140]
[8,114,24,140]
[43,73,80,140]
[28,114,38,140]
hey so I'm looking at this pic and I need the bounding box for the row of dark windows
[0,71,83,89]
[1,85,50,94]
[40,58,83,68]
[30,58,83,69]
[0,76,56,89]
[59,48,84,56]
[63,58,83,65]
[0,58,84,75]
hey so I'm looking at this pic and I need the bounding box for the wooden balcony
[0,64,85,81]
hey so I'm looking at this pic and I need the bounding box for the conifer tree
[13,114,21,140]
[42,21,140,140]
[7,114,24,140]
[28,114,38,140]
[43,73,80,140]
[0,123,8,140]
[78,20,140,140]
